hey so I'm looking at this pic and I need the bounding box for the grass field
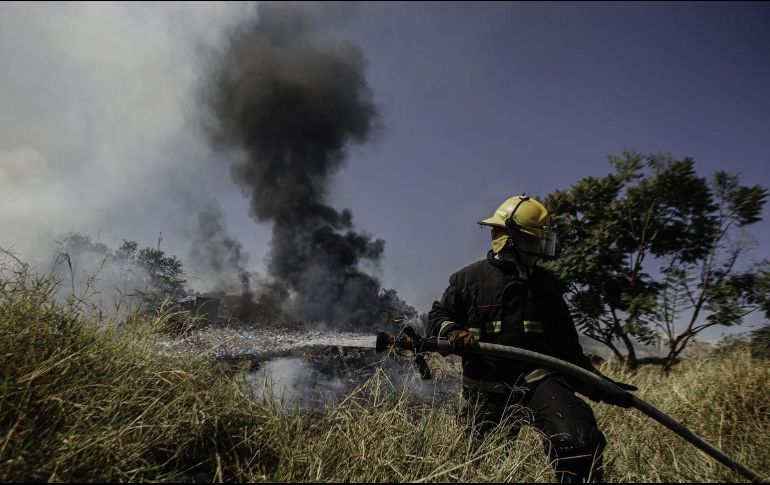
[1,262,768,482]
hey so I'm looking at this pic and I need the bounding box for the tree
[749,322,770,358]
[657,185,770,370]
[544,150,768,369]
[53,234,187,313]
[114,240,187,297]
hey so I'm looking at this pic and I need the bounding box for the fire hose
[376,330,765,483]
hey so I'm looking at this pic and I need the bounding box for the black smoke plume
[189,203,289,323]
[200,3,413,328]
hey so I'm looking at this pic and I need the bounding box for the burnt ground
[249,345,463,414]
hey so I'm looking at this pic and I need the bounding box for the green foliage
[749,323,770,358]
[545,150,769,368]
[115,239,187,296]
[713,171,767,225]
[56,234,187,297]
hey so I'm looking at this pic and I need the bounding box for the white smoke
[0,2,258,265]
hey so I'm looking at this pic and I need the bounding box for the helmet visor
[515,227,557,258]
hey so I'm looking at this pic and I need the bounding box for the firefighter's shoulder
[449,258,494,287]
[531,266,566,295]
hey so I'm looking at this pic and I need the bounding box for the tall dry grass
[595,351,769,483]
[0,259,274,482]
[1,259,768,482]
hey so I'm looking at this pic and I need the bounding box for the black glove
[446,329,478,356]
[610,379,638,392]
[588,378,637,408]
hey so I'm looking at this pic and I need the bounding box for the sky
[1,1,768,341]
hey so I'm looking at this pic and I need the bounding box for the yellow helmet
[479,195,557,257]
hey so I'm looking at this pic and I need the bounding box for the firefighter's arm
[427,273,466,339]
[552,295,596,371]
[552,295,637,405]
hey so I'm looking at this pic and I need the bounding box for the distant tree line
[55,233,187,299]
[745,324,770,358]
[53,235,294,325]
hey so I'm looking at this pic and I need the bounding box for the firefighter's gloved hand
[447,329,478,356]
[611,379,638,392]
[589,382,635,408]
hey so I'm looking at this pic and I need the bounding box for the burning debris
[175,294,220,320]
[199,2,414,329]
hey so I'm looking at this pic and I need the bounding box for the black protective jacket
[428,251,596,391]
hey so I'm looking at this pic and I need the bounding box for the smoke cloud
[188,202,288,322]
[42,232,176,314]
[201,3,414,328]
[0,2,256,264]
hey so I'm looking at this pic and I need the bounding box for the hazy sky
[1,2,768,339]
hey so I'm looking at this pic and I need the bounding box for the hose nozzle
[375,328,450,354]
[375,332,394,352]
[376,330,418,352]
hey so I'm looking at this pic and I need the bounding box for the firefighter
[428,195,634,483]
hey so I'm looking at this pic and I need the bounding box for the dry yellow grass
[1,260,768,482]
